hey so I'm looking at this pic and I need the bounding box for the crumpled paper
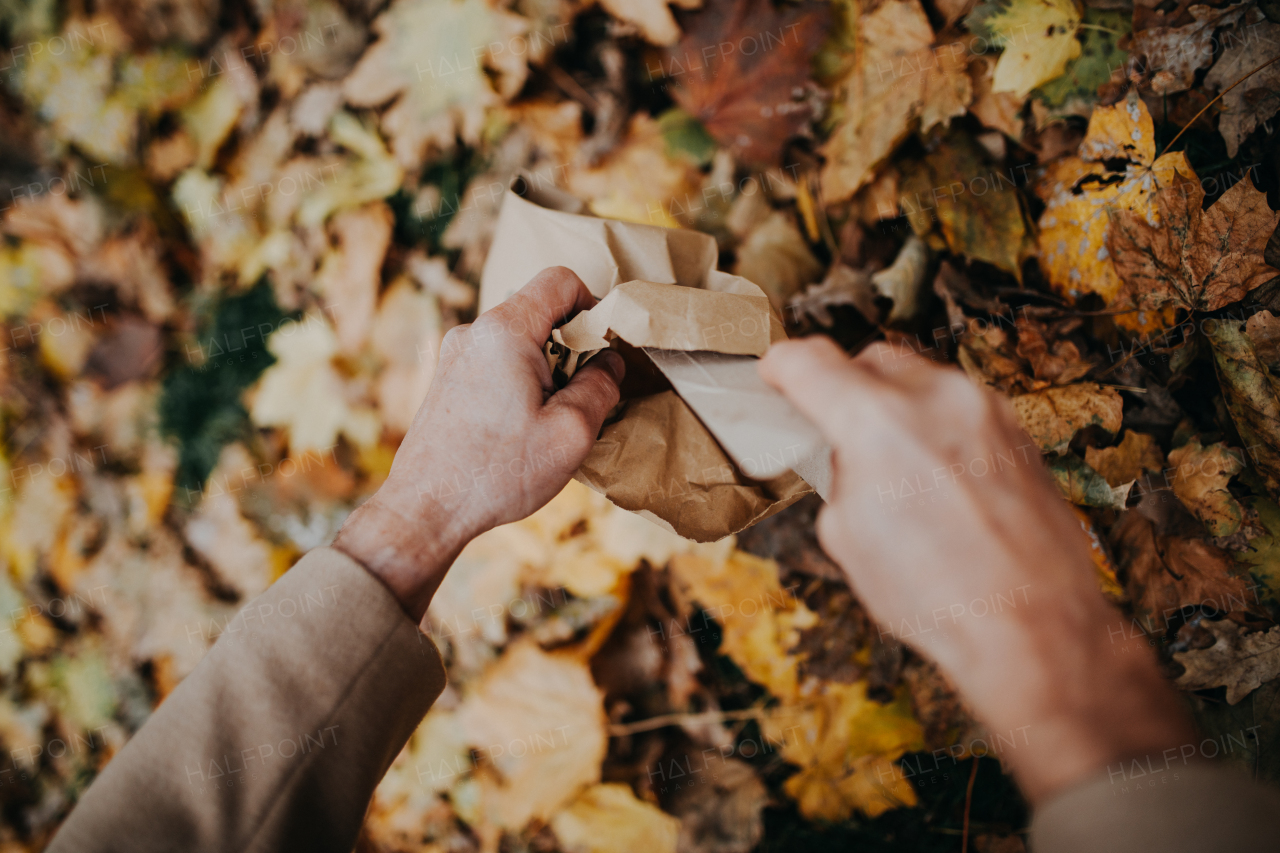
[480,176,831,541]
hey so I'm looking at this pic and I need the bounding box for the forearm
[49,547,446,853]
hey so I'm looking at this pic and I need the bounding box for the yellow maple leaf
[763,682,925,820]
[551,783,681,853]
[341,0,530,169]
[457,640,608,831]
[248,315,380,452]
[1035,94,1190,332]
[567,113,703,228]
[18,16,199,164]
[974,0,1082,97]
[669,550,816,703]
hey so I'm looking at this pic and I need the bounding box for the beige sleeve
[1031,759,1280,852]
[48,547,447,853]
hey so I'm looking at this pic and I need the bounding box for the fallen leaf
[185,445,277,598]
[315,202,393,356]
[1168,438,1246,538]
[1014,316,1093,384]
[900,130,1030,278]
[1113,505,1262,631]
[668,758,767,853]
[870,235,930,323]
[1047,453,1131,509]
[1206,317,1280,499]
[1085,429,1165,487]
[372,279,442,435]
[550,783,680,853]
[248,315,381,452]
[732,210,823,314]
[967,54,1025,139]
[567,113,702,228]
[1133,3,1247,96]
[1035,93,1191,329]
[669,550,817,703]
[664,0,828,165]
[1245,309,1280,370]
[966,0,1082,97]
[1034,8,1128,111]
[1175,619,1280,704]
[761,682,925,820]
[1011,383,1122,453]
[820,0,973,201]
[341,0,530,169]
[600,0,690,45]
[458,640,607,830]
[1204,11,1280,158]
[1109,169,1280,314]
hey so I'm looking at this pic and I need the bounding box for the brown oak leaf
[1113,500,1263,632]
[1175,619,1280,704]
[1108,170,1280,313]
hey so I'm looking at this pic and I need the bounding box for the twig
[1158,54,1280,158]
[961,757,979,853]
[607,707,778,736]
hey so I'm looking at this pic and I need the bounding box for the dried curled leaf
[1175,620,1280,704]
[1168,439,1246,538]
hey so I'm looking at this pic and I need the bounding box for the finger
[855,341,945,388]
[544,350,625,441]
[482,266,597,347]
[759,337,873,441]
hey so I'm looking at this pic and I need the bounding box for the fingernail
[599,350,625,383]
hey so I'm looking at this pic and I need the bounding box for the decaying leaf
[669,550,816,703]
[1204,11,1280,157]
[732,210,824,313]
[820,0,973,201]
[1131,3,1247,95]
[1109,170,1280,314]
[1011,383,1122,453]
[668,758,767,853]
[1035,94,1192,329]
[1085,430,1165,487]
[1113,505,1263,632]
[1168,439,1246,538]
[665,0,829,165]
[1047,453,1131,509]
[1206,318,1280,498]
[900,130,1030,278]
[1175,619,1280,704]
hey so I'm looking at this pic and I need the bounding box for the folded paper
[480,176,832,541]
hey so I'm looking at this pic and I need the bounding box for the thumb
[544,350,625,441]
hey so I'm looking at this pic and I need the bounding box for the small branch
[608,707,780,736]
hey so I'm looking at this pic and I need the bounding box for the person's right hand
[760,337,1195,805]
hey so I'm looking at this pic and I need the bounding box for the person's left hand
[333,267,624,623]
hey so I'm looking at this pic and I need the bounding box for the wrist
[332,482,476,624]
[953,597,1194,805]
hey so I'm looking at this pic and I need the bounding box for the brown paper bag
[479,177,831,542]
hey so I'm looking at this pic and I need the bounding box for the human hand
[333,267,624,623]
[760,336,1194,804]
